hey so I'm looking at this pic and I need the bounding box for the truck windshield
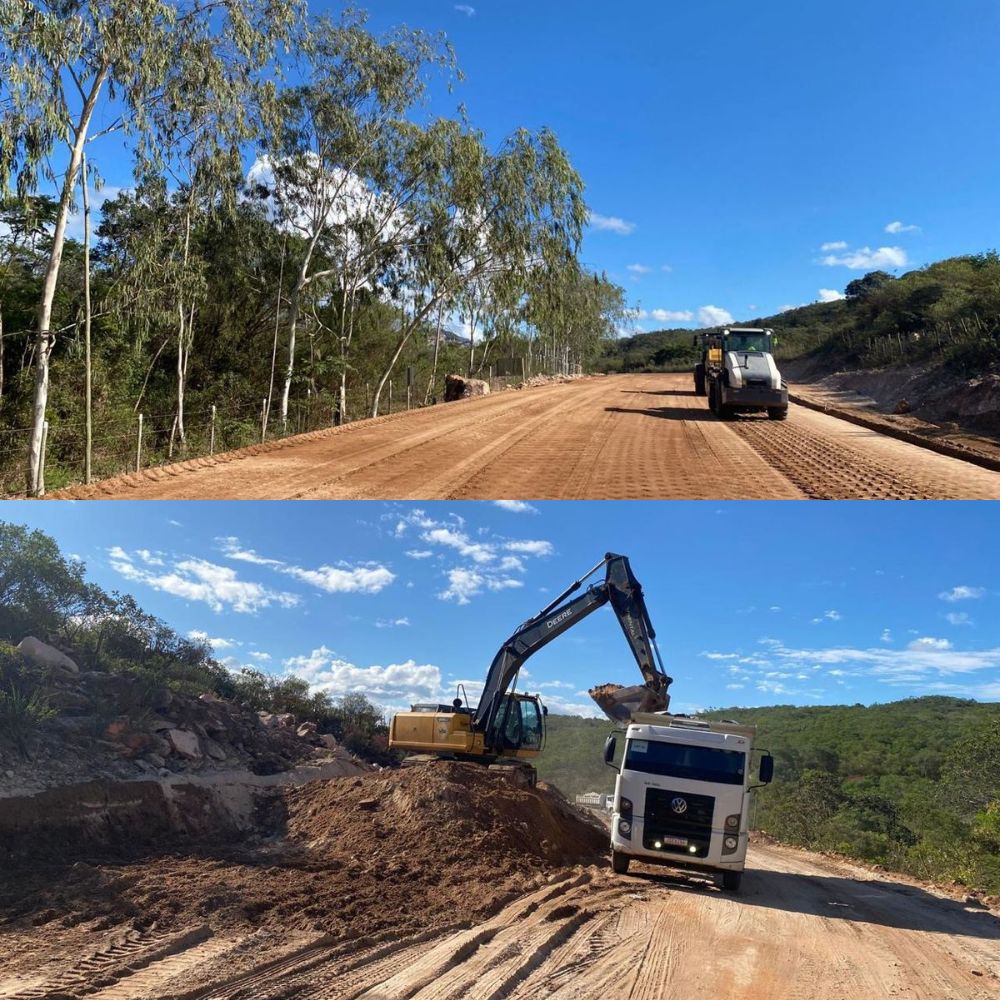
[624,739,746,785]
[725,333,768,353]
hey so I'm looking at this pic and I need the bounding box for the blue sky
[67,1,1000,334]
[6,500,999,715]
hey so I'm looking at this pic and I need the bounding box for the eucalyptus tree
[0,0,304,494]
[368,126,588,416]
[261,11,456,429]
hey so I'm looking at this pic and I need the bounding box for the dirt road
[54,374,1000,500]
[3,842,995,999]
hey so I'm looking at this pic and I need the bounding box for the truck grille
[643,788,715,858]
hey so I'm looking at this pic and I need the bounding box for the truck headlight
[725,814,740,830]
[724,836,738,850]
[618,819,631,836]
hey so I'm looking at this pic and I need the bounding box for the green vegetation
[0,6,624,495]
[0,521,390,760]
[541,698,1000,894]
[599,253,1000,378]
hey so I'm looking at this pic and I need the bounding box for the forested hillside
[541,700,1000,894]
[600,254,1000,379]
[0,6,625,495]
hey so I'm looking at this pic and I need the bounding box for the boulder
[319,733,339,749]
[202,738,227,762]
[444,374,490,402]
[166,728,202,760]
[276,713,296,729]
[297,722,317,738]
[16,637,79,675]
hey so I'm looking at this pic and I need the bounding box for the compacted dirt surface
[51,374,1000,500]
[2,763,998,1000]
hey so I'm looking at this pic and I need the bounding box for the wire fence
[0,362,573,496]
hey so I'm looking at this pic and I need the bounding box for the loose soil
[0,763,606,998]
[51,374,1000,500]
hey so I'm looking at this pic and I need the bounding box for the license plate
[660,836,687,847]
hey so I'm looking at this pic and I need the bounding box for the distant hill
[540,698,1000,894]
[598,252,1000,384]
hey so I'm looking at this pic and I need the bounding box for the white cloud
[939,585,985,602]
[248,651,272,662]
[908,637,952,651]
[627,263,653,275]
[820,240,848,252]
[109,549,298,614]
[945,612,973,626]
[697,305,734,327]
[811,609,842,623]
[499,555,525,572]
[439,567,485,605]
[376,617,410,628]
[818,288,845,303]
[493,500,537,514]
[285,646,443,703]
[405,550,434,559]
[884,221,920,234]
[454,3,476,14]
[283,563,395,594]
[820,246,908,270]
[217,537,283,567]
[188,630,240,651]
[779,303,807,313]
[589,213,636,236]
[702,652,740,661]
[649,308,694,323]
[880,628,892,643]
[661,264,673,273]
[218,536,394,594]
[505,539,553,557]
[422,526,494,563]
[487,577,523,592]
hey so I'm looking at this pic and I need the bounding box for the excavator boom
[473,553,672,747]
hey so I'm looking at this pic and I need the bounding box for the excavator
[388,553,672,782]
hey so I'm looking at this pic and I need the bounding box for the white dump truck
[603,714,774,891]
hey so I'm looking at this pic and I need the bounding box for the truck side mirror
[759,754,774,784]
[603,735,617,767]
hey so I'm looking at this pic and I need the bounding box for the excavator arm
[473,553,672,749]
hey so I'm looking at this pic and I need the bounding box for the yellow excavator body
[389,696,543,762]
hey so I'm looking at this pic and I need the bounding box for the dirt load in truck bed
[0,763,607,994]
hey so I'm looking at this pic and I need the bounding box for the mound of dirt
[286,761,607,868]
[0,763,608,963]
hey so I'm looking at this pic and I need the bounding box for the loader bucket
[589,682,670,723]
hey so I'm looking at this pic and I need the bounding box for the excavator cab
[490,693,546,752]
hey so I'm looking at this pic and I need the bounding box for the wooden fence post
[210,405,216,455]
[136,414,143,472]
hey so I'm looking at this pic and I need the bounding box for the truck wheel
[694,364,706,396]
[708,381,718,413]
[721,870,742,892]
[611,850,630,875]
[767,407,788,421]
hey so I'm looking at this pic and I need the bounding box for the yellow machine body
[389,698,543,763]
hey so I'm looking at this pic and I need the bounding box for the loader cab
[490,693,546,752]
[721,329,773,354]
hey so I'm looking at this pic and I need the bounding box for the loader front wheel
[721,870,742,892]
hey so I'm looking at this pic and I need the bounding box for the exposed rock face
[16,637,79,675]
[444,374,491,402]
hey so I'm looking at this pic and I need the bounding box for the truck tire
[611,850,630,875]
[694,364,706,396]
[708,381,718,414]
[721,870,742,892]
[767,407,788,421]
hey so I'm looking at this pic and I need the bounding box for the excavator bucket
[589,682,669,723]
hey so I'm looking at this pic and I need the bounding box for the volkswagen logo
[670,797,688,814]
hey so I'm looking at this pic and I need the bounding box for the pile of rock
[2,637,339,792]
[444,374,491,401]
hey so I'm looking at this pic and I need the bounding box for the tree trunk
[424,302,444,405]
[26,66,108,495]
[82,152,93,484]
[0,302,5,409]
[265,236,286,436]
[281,279,303,430]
